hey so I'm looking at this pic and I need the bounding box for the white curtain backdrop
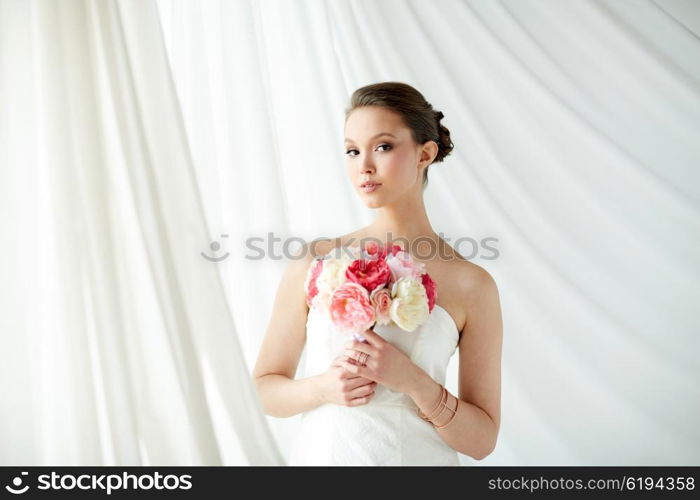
[0,0,280,465]
[1,0,699,466]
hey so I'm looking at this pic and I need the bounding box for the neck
[364,194,438,247]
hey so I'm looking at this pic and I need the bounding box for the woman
[253,81,503,465]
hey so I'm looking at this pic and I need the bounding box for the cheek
[382,150,414,182]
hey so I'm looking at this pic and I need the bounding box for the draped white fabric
[0,0,281,465]
[1,0,699,466]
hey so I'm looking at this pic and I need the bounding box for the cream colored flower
[315,255,354,303]
[311,286,333,311]
[389,277,429,331]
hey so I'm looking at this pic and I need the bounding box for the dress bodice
[287,301,462,465]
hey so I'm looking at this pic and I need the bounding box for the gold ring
[357,352,369,366]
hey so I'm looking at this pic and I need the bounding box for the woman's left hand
[341,328,420,394]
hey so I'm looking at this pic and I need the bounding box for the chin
[362,199,386,209]
[357,186,389,208]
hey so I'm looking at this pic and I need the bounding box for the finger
[343,340,378,358]
[347,391,375,406]
[342,374,375,386]
[337,359,371,379]
[349,383,376,399]
[343,349,370,365]
[344,356,377,375]
[358,327,385,348]
[348,379,377,391]
[344,356,364,367]
[338,368,365,380]
[340,360,363,376]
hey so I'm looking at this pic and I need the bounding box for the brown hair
[345,81,454,189]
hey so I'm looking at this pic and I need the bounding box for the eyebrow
[344,132,397,144]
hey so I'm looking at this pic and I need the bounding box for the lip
[360,182,382,193]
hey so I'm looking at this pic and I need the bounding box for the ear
[419,140,438,167]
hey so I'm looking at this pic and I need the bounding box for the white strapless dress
[287,303,461,466]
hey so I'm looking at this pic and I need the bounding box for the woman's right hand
[316,355,377,407]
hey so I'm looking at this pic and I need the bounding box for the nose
[361,156,375,175]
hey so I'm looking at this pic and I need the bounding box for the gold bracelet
[416,386,460,429]
[426,390,451,423]
[434,394,459,429]
[417,385,446,421]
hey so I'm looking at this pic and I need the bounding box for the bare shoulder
[450,258,502,352]
[455,259,500,303]
[434,236,494,293]
[285,242,320,282]
[429,237,497,326]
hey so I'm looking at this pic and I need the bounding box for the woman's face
[344,106,430,208]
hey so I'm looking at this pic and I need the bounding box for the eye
[344,143,392,156]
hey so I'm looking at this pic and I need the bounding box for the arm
[407,266,503,460]
[252,250,324,418]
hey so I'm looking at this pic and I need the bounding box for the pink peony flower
[385,244,405,259]
[363,242,404,261]
[360,241,381,260]
[345,258,391,294]
[386,250,425,282]
[370,285,393,326]
[329,281,375,334]
[304,258,324,308]
[421,273,437,313]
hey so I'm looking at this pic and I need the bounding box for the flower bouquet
[304,242,437,342]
